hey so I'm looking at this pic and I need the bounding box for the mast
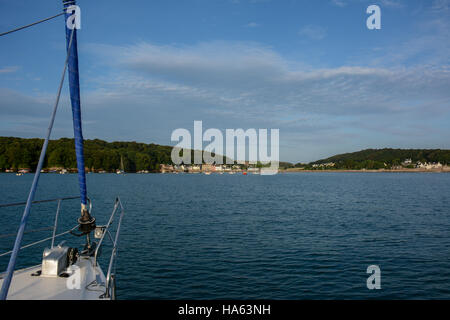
[63,0,95,232]
[0,4,80,299]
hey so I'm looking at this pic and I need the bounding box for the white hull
[0,257,109,300]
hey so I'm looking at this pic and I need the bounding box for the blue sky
[0,0,449,162]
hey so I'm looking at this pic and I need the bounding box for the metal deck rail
[0,196,125,299]
[94,197,125,299]
[0,196,80,258]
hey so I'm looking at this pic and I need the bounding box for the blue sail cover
[64,1,87,207]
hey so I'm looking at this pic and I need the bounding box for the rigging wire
[0,196,80,208]
[0,12,64,38]
[0,26,76,301]
[0,226,78,258]
[0,226,54,239]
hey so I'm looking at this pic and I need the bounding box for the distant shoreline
[3,168,450,174]
[280,168,450,173]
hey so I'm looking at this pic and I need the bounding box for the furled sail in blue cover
[64,0,87,210]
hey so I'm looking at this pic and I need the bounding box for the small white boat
[116,156,125,174]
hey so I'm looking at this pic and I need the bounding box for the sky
[0,0,449,163]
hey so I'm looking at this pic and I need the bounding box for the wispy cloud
[298,25,327,40]
[432,0,450,11]
[331,0,347,7]
[379,0,405,8]
[230,0,271,4]
[2,0,450,162]
[2,38,450,161]
[0,66,19,74]
[362,13,450,68]
[84,41,450,140]
[331,0,405,8]
[245,22,260,28]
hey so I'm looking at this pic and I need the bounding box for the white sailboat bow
[0,0,125,300]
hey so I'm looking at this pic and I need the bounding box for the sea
[1,172,449,299]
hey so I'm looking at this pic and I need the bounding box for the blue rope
[64,2,87,207]
[0,27,75,301]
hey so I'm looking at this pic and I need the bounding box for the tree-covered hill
[0,137,173,172]
[3,137,449,172]
[306,148,450,169]
[0,137,234,172]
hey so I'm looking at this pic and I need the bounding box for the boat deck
[0,257,108,300]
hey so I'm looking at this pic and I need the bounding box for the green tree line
[0,137,173,172]
[302,148,450,170]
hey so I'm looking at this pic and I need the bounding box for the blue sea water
[1,172,450,299]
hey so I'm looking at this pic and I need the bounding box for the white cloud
[81,41,450,131]
[3,5,450,162]
[3,38,449,161]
